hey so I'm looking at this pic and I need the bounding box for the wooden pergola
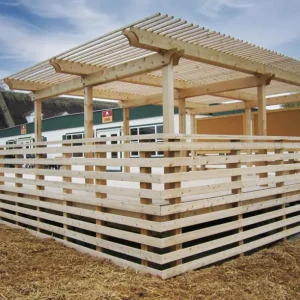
[1,13,300,142]
[1,13,300,278]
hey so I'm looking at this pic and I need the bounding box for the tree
[281,101,300,108]
[0,83,5,91]
[281,92,300,108]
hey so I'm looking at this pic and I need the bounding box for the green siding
[0,105,169,138]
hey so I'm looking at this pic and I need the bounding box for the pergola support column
[34,100,42,142]
[178,98,186,134]
[84,86,94,184]
[243,104,252,167]
[190,114,198,171]
[257,84,268,183]
[34,99,44,232]
[257,84,267,136]
[123,107,130,173]
[162,62,175,134]
[243,105,252,136]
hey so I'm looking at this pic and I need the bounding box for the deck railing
[0,134,300,279]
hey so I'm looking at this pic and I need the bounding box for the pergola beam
[31,51,179,101]
[122,75,271,108]
[179,74,272,98]
[190,92,300,114]
[4,78,136,101]
[125,28,300,87]
[51,58,193,89]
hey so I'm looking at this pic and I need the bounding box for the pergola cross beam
[31,51,179,101]
[51,58,258,102]
[122,75,272,108]
[124,27,300,87]
[189,93,300,115]
[4,78,136,101]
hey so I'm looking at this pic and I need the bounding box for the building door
[96,128,121,171]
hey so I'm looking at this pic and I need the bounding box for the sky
[0,0,300,81]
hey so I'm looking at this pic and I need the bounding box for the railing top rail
[1,141,300,155]
[1,133,300,149]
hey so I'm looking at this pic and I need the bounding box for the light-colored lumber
[32,51,178,100]
[84,85,94,184]
[140,151,153,266]
[123,107,130,173]
[162,62,175,133]
[126,27,300,87]
[161,225,300,279]
[257,84,267,136]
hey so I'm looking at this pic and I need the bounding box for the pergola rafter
[0,12,299,118]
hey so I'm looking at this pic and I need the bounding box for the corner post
[84,85,94,184]
[34,99,44,232]
[162,60,182,267]
[162,61,174,134]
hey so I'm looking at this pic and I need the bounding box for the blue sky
[0,0,300,80]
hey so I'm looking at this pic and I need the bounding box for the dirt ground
[0,225,300,300]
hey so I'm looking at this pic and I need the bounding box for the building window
[66,132,84,157]
[130,124,163,157]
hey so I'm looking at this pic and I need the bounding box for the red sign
[21,124,27,135]
[102,110,113,123]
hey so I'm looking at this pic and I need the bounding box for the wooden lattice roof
[2,13,300,107]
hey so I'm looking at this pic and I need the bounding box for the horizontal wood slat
[1,133,299,279]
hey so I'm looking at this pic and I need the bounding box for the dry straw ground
[0,224,300,300]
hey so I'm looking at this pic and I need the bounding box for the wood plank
[160,216,300,264]
[0,184,161,215]
[162,225,300,278]
[2,152,299,168]
[0,175,163,199]
[0,219,163,278]
[160,204,300,247]
[0,195,159,231]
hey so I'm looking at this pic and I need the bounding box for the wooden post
[243,105,252,136]
[257,85,268,183]
[228,140,243,255]
[139,151,152,266]
[178,98,188,172]
[275,140,286,241]
[35,100,44,232]
[162,62,174,134]
[244,104,252,167]
[257,85,267,136]
[123,107,130,173]
[84,86,94,184]
[95,140,107,253]
[178,98,186,134]
[164,147,182,266]
[63,142,72,241]
[190,114,198,171]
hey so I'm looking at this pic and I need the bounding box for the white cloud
[198,0,254,18]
